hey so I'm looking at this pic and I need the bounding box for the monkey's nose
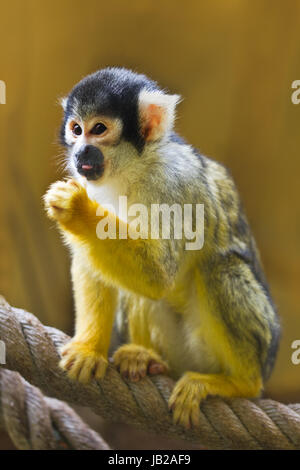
[75,145,105,180]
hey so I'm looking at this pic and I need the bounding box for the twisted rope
[0,368,110,450]
[0,296,300,449]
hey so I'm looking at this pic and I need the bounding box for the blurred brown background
[0,0,300,449]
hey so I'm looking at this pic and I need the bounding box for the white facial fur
[63,88,181,211]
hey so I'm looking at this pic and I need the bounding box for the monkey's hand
[43,179,90,224]
[113,344,168,381]
[59,340,108,383]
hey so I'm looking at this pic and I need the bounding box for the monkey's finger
[60,344,73,357]
[128,359,142,381]
[190,400,201,428]
[59,351,78,370]
[148,360,167,376]
[94,358,108,380]
[45,190,71,207]
[77,357,98,383]
[60,349,69,357]
[172,403,188,427]
[67,179,81,189]
[133,358,148,379]
[171,394,193,429]
[118,358,130,378]
[66,356,85,381]
[168,387,184,410]
[64,359,75,371]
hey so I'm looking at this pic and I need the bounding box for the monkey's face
[64,114,123,181]
[60,68,180,185]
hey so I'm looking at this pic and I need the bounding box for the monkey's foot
[59,340,108,383]
[43,179,87,223]
[113,344,168,382]
[168,372,211,429]
[168,372,261,428]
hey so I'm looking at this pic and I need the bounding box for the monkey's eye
[72,124,82,136]
[91,122,107,135]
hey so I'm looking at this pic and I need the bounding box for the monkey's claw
[43,179,85,223]
[59,340,108,383]
[113,344,168,382]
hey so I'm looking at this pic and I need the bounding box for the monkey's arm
[44,180,179,299]
[60,249,118,382]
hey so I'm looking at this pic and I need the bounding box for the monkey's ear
[138,90,181,142]
[59,96,68,111]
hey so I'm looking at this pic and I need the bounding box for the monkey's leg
[113,297,169,380]
[169,261,277,428]
[169,371,262,428]
[60,251,118,383]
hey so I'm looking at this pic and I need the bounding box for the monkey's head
[60,67,180,183]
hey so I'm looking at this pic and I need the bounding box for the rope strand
[0,368,110,449]
[0,296,299,450]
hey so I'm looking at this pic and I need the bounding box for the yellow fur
[44,173,277,427]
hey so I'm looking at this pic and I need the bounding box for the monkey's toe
[59,341,108,383]
[113,344,168,382]
[148,360,166,375]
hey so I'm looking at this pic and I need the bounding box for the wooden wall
[0,0,300,401]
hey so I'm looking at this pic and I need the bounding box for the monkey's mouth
[77,163,105,181]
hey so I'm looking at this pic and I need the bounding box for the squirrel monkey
[44,68,280,428]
